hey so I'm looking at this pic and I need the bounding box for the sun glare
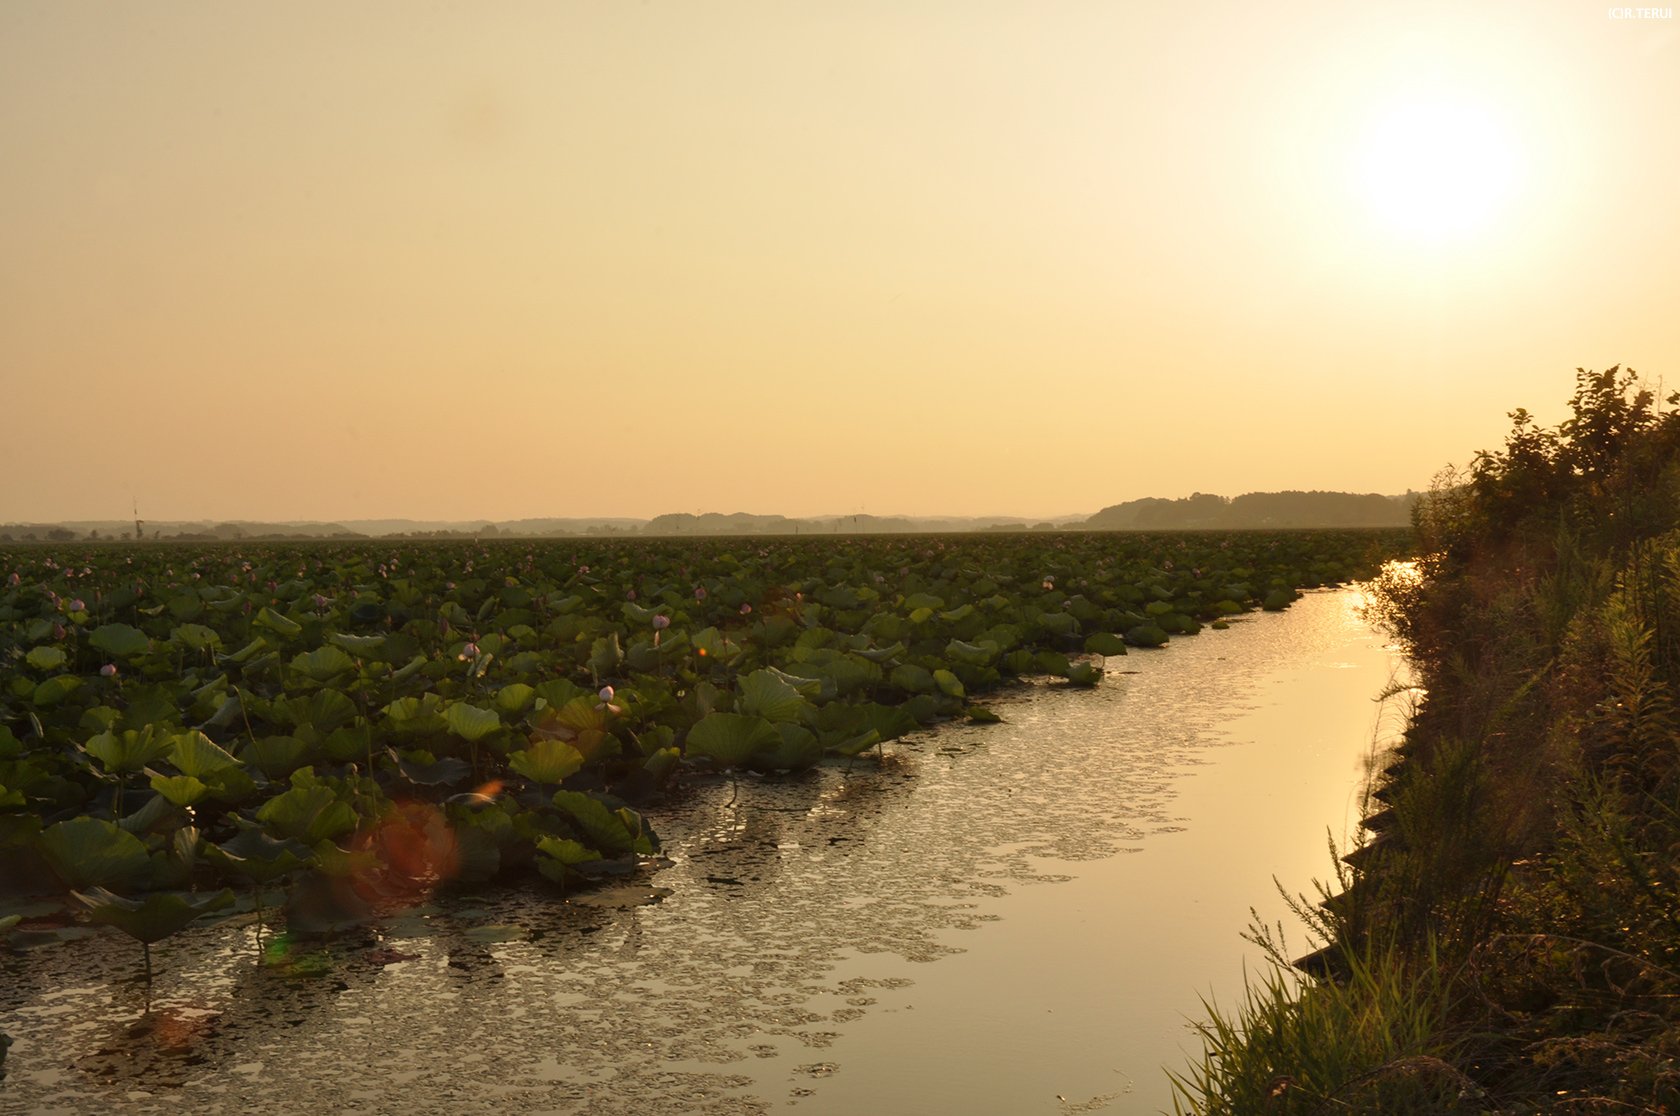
[1358,96,1520,242]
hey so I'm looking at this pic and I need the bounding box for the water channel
[1,588,1403,1115]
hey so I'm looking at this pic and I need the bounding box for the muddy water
[0,589,1401,1116]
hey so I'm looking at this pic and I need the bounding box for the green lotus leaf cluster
[0,527,1405,965]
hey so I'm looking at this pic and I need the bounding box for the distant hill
[1083,490,1418,531]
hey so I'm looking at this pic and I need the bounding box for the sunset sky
[3,2,1676,523]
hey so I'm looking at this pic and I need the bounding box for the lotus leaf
[25,646,66,671]
[172,624,221,652]
[273,689,357,733]
[1083,632,1129,656]
[32,676,83,705]
[508,739,585,785]
[966,706,1003,723]
[1036,611,1079,637]
[827,729,882,757]
[738,669,808,723]
[854,641,905,663]
[1125,624,1170,647]
[495,683,537,716]
[692,627,740,660]
[150,774,211,808]
[396,754,471,786]
[206,826,313,884]
[253,607,303,638]
[1263,588,1296,610]
[890,664,936,694]
[330,632,387,657]
[444,703,502,743]
[587,633,623,677]
[289,646,355,684]
[240,736,315,779]
[749,723,823,772]
[88,624,150,658]
[168,731,242,778]
[902,592,945,611]
[686,712,780,768]
[74,886,235,944]
[86,726,173,776]
[552,790,635,854]
[38,817,153,892]
[257,784,357,844]
[945,639,999,666]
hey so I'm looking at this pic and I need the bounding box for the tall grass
[1169,943,1471,1116]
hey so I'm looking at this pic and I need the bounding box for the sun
[1357,96,1519,242]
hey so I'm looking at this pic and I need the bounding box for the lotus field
[0,529,1406,975]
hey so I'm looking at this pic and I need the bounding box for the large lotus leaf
[853,641,905,663]
[932,669,965,699]
[494,684,537,716]
[508,739,585,785]
[172,624,221,653]
[396,753,470,786]
[444,703,502,743]
[587,633,623,676]
[939,604,975,623]
[149,775,210,808]
[86,726,172,776]
[945,639,999,666]
[88,624,150,658]
[738,669,807,724]
[1144,600,1174,616]
[329,633,387,658]
[73,886,235,944]
[38,817,153,892]
[253,607,303,638]
[1036,611,1080,637]
[826,729,882,757]
[1158,613,1202,635]
[289,646,355,685]
[908,607,935,625]
[1034,651,1072,677]
[32,675,83,706]
[890,664,937,694]
[1124,624,1170,648]
[25,646,66,671]
[850,702,920,743]
[902,592,945,611]
[552,790,635,854]
[1083,632,1129,656]
[257,785,357,844]
[205,827,313,883]
[765,666,823,697]
[685,712,780,768]
[0,725,21,761]
[622,602,662,625]
[535,678,587,709]
[168,731,242,778]
[749,723,823,772]
[273,689,357,733]
[551,696,606,733]
[691,627,740,661]
[536,836,601,866]
[239,736,316,779]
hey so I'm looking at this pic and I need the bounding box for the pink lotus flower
[1163,560,1174,570]
[578,565,589,574]
[458,642,480,661]
[627,589,637,601]
[652,615,670,630]
[100,664,117,677]
[445,582,456,590]
[695,587,707,601]
[740,603,752,615]
[69,599,85,612]
[599,686,614,701]
[52,623,66,640]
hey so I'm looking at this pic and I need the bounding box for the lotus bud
[440,618,452,636]
[740,603,752,615]
[599,686,614,702]
[445,582,456,590]
[1164,560,1174,570]
[100,664,117,677]
[69,599,85,612]
[578,565,589,574]
[52,622,66,640]
[627,589,637,601]
[695,587,707,601]
[6,573,17,586]
[652,615,670,630]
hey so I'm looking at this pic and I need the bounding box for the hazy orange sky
[3,2,1676,523]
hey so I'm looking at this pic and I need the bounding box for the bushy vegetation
[0,529,1401,978]
[1177,368,1680,1114]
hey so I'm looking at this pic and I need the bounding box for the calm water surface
[0,589,1402,1115]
